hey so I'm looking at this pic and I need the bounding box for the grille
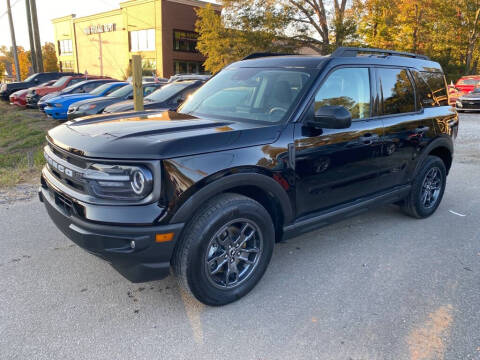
[45,143,88,194]
[462,100,480,109]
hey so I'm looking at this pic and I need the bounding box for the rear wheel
[401,155,446,218]
[173,193,275,306]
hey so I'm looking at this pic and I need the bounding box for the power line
[0,0,22,21]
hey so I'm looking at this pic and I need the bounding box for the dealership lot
[1,113,479,360]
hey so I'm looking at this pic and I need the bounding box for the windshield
[179,67,315,123]
[145,81,194,102]
[107,84,132,98]
[24,74,37,82]
[52,76,70,87]
[89,83,113,96]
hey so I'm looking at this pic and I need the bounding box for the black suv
[0,72,77,100]
[39,48,458,306]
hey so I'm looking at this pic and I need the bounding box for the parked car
[67,82,163,120]
[455,86,480,112]
[447,84,463,106]
[9,80,57,107]
[0,72,77,101]
[454,75,480,94]
[168,74,211,83]
[103,80,205,113]
[38,79,119,113]
[44,81,127,120]
[26,75,109,108]
[39,47,457,305]
[127,76,168,84]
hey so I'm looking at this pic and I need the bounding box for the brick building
[52,0,221,79]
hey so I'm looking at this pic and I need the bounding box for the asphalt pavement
[0,113,479,360]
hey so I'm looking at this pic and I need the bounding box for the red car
[454,75,480,93]
[9,80,57,107]
[25,74,109,108]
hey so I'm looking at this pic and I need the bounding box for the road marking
[449,210,466,217]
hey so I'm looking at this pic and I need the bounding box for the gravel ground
[0,113,479,360]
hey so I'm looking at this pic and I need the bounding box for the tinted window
[314,67,371,119]
[420,71,448,106]
[81,82,99,93]
[146,81,195,103]
[179,68,316,123]
[379,68,415,114]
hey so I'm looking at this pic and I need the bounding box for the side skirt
[283,185,411,240]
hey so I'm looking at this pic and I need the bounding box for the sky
[0,0,136,49]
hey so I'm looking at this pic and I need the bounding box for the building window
[60,60,74,72]
[173,60,205,74]
[130,29,155,52]
[58,39,73,55]
[173,30,198,52]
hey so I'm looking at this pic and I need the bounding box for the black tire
[172,193,275,306]
[401,155,447,218]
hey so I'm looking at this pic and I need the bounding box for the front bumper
[26,94,40,108]
[45,106,68,120]
[39,172,184,283]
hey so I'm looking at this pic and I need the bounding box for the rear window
[420,72,448,106]
[378,68,416,115]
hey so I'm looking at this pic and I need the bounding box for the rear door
[376,67,438,190]
[294,66,385,218]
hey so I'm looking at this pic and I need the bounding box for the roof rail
[242,52,290,60]
[331,47,430,60]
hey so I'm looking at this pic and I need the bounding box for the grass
[0,101,61,187]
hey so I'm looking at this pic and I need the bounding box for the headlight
[456,100,463,108]
[83,164,153,200]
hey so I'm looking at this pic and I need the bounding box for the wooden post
[132,55,144,111]
[6,0,20,81]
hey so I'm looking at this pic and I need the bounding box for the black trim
[169,173,294,225]
[332,47,430,60]
[283,185,411,239]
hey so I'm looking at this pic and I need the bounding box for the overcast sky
[0,0,218,50]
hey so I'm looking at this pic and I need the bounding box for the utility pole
[132,55,144,111]
[25,0,38,72]
[6,0,20,81]
[30,0,43,72]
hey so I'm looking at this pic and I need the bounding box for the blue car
[44,81,127,120]
[37,79,118,112]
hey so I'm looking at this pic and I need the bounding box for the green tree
[42,42,59,72]
[196,4,296,74]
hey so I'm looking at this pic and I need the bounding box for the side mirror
[306,105,352,129]
[34,78,39,83]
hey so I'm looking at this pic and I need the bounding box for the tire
[401,155,447,218]
[172,193,275,306]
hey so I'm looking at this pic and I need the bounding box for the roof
[230,50,443,73]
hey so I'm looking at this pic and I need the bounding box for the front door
[294,66,385,219]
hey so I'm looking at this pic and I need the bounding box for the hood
[104,99,170,113]
[460,92,480,100]
[4,81,30,91]
[48,93,95,104]
[34,85,61,96]
[39,91,60,103]
[47,111,282,159]
[72,96,117,108]
[10,89,29,97]
[104,100,134,113]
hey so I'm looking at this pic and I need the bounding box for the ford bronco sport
[39,47,458,305]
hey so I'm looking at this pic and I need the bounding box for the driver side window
[314,67,371,120]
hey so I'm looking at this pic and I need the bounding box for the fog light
[130,240,135,249]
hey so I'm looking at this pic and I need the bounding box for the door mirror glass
[306,105,352,129]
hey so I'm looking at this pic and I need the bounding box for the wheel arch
[415,136,453,176]
[169,172,294,242]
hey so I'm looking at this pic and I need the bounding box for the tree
[196,4,296,73]
[42,42,58,72]
[219,0,357,54]
[0,62,5,81]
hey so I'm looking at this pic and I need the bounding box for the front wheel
[172,193,275,306]
[401,155,447,218]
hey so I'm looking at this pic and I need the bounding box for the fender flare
[169,172,294,225]
[413,136,453,176]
